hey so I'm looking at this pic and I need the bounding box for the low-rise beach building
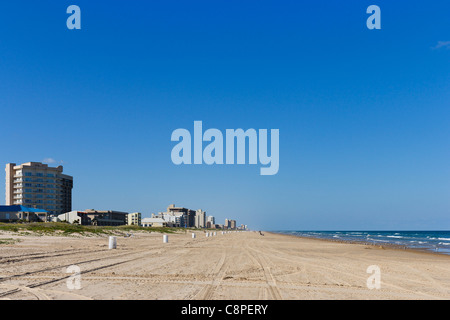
[142,217,169,227]
[0,205,48,222]
[57,209,128,226]
[57,211,88,224]
[83,209,128,226]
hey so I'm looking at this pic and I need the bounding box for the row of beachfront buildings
[53,204,245,230]
[0,161,247,230]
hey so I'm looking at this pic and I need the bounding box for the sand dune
[0,231,449,300]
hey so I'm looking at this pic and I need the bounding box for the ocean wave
[272,231,450,255]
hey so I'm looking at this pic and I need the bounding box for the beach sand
[0,230,449,300]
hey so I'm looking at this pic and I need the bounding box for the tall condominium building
[195,209,206,228]
[206,215,216,228]
[5,162,73,216]
[225,218,237,230]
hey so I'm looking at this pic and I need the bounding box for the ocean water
[274,231,450,255]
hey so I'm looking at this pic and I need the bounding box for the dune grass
[0,238,21,245]
[0,222,183,236]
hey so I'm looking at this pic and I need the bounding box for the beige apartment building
[194,209,206,228]
[127,212,142,226]
[225,218,237,230]
[5,162,73,216]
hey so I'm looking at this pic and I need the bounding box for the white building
[142,217,169,227]
[152,212,183,227]
[195,209,206,228]
[57,211,82,224]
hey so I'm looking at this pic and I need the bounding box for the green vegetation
[0,238,21,245]
[104,225,180,234]
[0,222,183,236]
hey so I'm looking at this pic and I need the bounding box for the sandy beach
[0,230,449,300]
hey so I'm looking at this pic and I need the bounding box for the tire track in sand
[189,246,228,300]
[244,244,282,300]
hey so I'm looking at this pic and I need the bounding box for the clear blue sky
[1,1,449,230]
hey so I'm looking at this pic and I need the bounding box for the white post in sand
[108,236,117,249]
[206,232,209,237]
[163,235,168,243]
[192,233,196,239]
[214,232,216,236]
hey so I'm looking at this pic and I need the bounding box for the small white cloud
[433,41,450,49]
[42,158,56,164]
